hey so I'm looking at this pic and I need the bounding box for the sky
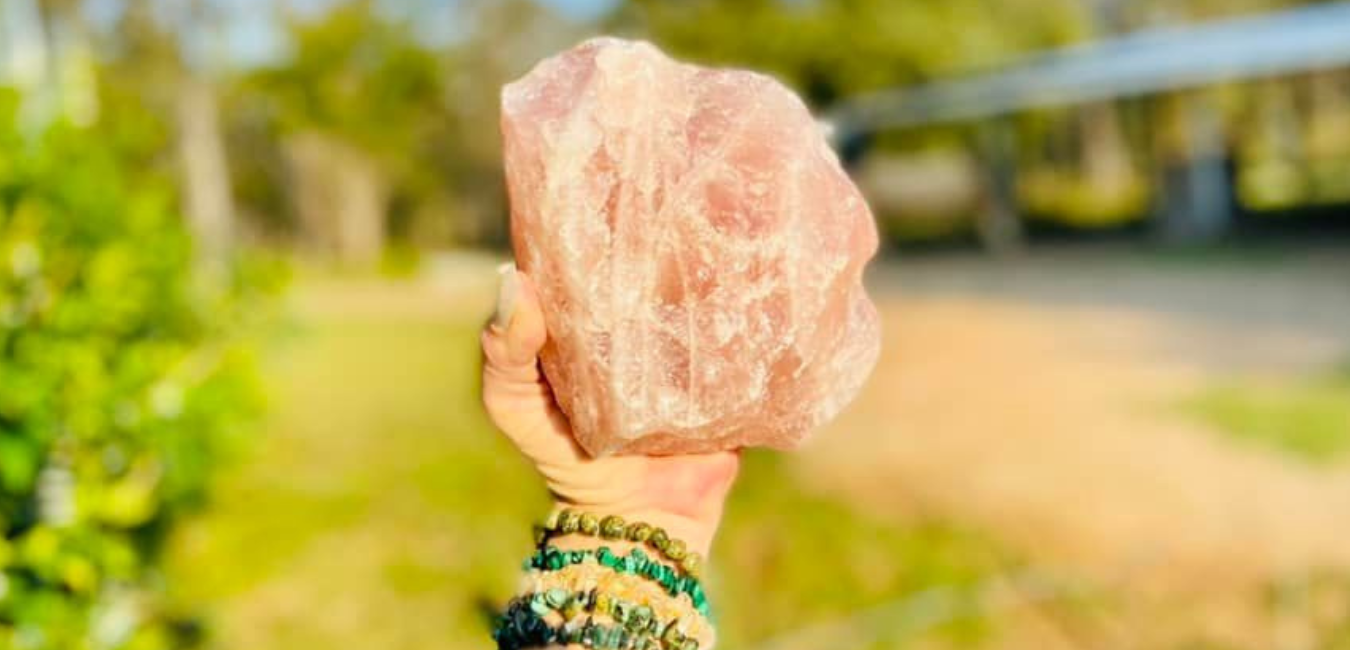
[537,0,620,21]
[223,0,620,65]
[79,0,621,68]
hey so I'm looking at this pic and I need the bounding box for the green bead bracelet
[491,600,680,648]
[540,509,704,578]
[512,588,702,650]
[524,545,710,617]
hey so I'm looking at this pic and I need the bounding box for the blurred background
[1,0,1349,649]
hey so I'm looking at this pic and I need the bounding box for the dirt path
[795,249,1350,645]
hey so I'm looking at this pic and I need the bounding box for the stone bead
[690,584,706,609]
[546,588,570,608]
[679,553,702,577]
[579,512,600,536]
[626,523,653,543]
[563,598,584,621]
[558,510,580,535]
[600,515,626,539]
[664,539,687,562]
[631,605,653,630]
[649,529,670,553]
[661,621,685,645]
[595,591,614,615]
[529,593,551,616]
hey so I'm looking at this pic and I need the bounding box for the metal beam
[831,2,1350,131]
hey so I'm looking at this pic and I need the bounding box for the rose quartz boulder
[501,37,881,456]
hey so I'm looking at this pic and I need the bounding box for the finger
[482,265,548,383]
[480,266,581,457]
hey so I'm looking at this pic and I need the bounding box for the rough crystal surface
[501,37,881,456]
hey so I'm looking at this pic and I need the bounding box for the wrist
[500,504,720,649]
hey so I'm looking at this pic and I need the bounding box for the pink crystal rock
[501,37,881,456]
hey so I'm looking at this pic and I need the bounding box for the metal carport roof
[831,2,1350,131]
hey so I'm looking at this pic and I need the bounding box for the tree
[239,0,451,263]
[615,0,1089,105]
[178,1,237,275]
[444,0,587,245]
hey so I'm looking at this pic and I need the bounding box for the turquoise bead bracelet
[515,588,702,649]
[525,545,710,617]
[539,509,703,578]
[492,598,700,650]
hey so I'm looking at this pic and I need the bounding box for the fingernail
[494,263,519,329]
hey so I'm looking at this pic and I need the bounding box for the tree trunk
[284,133,388,266]
[177,76,236,274]
[7,0,56,127]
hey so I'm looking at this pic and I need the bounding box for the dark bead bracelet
[492,598,700,650]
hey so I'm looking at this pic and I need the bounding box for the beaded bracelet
[498,589,705,650]
[525,545,710,616]
[492,601,699,650]
[539,509,703,578]
[521,566,715,646]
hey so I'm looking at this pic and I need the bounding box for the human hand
[480,265,739,555]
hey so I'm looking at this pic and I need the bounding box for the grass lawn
[165,277,1017,650]
[1183,368,1350,465]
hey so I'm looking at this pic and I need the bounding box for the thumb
[482,264,548,383]
[481,265,580,459]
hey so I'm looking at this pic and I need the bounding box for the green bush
[0,108,275,649]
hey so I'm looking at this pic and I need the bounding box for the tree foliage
[0,98,276,649]
[616,0,1089,104]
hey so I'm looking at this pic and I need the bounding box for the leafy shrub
[0,104,276,649]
